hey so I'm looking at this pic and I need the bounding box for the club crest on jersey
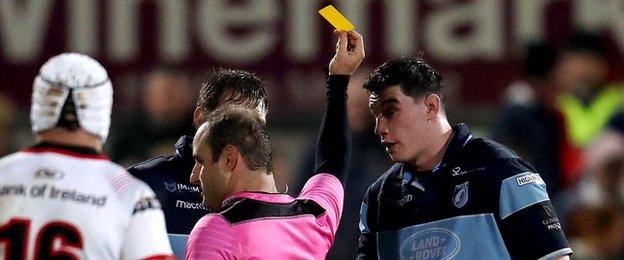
[453,182,469,208]
[165,182,178,192]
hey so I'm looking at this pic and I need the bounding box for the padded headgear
[30,53,113,142]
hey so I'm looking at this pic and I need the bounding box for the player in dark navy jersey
[127,135,207,234]
[127,69,268,257]
[186,30,364,259]
[357,58,572,259]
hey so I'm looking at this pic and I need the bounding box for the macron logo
[516,173,544,186]
[176,200,208,210]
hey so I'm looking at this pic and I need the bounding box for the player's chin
[388,153,404,163]
[387,149,405,162]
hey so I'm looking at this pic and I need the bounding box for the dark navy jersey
[358,124,572,260]
[127,135,208,235]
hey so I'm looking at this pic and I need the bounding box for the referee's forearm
[314,75,351,183]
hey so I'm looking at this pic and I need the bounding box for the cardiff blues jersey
[358,124,572,260]
[128,135,209,235]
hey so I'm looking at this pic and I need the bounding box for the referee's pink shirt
[186,173,344,259]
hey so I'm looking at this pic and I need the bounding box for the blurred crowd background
[1,1,624,259]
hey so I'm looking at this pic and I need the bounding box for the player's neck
[36,128,102,152]
[410,119,453,171]
[234,170,279,194]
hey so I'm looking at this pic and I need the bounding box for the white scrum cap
[30,53,113,142]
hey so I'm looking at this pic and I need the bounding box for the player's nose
[190,163,201,185]
[374,117,389,137]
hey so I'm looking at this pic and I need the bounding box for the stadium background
[1,0,624,259]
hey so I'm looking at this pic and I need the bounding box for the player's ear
[424,94,441,120]
[193,107,207,129]
[223,145,239,171]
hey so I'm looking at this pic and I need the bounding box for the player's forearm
[313,75,351,183]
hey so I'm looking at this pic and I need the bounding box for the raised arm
[314,30,365,183]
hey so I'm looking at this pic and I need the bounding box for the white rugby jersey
[0,144,174,260]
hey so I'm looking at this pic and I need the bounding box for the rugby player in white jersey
[0,53,174,260]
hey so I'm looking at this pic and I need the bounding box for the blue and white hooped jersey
[358,123,572,260]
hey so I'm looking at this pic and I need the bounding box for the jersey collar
[24,142,108,160]
[222,191,294,208]
[432,123,473,173]
[400,123,473,180]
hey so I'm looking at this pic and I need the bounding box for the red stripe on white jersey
[22,147,109,160]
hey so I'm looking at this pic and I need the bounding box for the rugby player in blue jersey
[357,58,572,259]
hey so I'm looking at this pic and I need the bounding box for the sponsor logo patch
[400,228,461,259]
[165,182,177,192]
[164,182,200,193]
[176,199,208,210]
[35,168,65,180]
[399,194,413,206]
[451,167,486,176]
[133,196,162,214]
[540,203,562,231]
[543,203,554,217]
[516,173,544,186]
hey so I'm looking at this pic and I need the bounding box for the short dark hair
[363,57,444,100]
[200,106,272,173]
[57,90,80,131]
[197,69,267,113]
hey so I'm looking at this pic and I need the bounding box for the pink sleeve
[298,173,345,234]
[185,214,241,260]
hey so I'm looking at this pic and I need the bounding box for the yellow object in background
[318,5,354,31]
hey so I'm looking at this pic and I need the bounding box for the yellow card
[318,5,355,31]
